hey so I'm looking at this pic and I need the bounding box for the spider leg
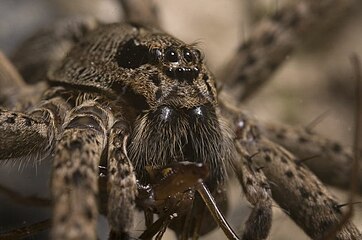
[0,93,69,162]
[0,182,51,207]
[51,100,110,240]
[0,51,46,110]
[0,18,98,109]
[107,119,137,239]
[11,17,98,85]
[118,0,160,28]
[0,184,51,240]
[0,51,26,108]
[0,219,51,239]
[232,111,362,239]
[0,109,51,161]
[231,141,272,240]
[260,123,362,193]
[218,0,353,101]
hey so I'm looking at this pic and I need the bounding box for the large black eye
[183,48,194,63]
[164,48,179,63]
[116,39,149,69]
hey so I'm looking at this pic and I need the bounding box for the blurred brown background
[0,0,361,239]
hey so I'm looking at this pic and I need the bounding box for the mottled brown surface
[0,1,361,239]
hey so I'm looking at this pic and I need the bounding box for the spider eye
[194,49,203,60]
[149,48,162,63]
[164,48,179,63]
[183,48,194,63]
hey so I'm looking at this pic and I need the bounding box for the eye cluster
[149,46,201,65]
[165,47,200,64]
[149,46,202,83]
[116,38,202,82]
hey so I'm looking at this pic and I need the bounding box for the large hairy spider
[0,0,361,239]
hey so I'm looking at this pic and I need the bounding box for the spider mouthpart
[159,106,173,121]
[148,104,210,123]
[129,103,233,185]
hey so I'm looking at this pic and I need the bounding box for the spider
[0,0,361,239]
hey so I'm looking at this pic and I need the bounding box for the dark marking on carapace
[150,74,161,86]
[203,74,212,93]
[155,89,162,100]
[22,116,33,126]
[116,39,150,69]
[5,117,15,124]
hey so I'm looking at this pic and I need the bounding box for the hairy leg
[231,111,361,239]
[0,182,51,207]
[232,141,272,240]
[107,119,137,239]
[51,100,109,240]
[0,51,46,110]
[0,219,51,239]
[11,17,98,84]
[1,18,98,109]
[0,93,69,162]
[261,123,362,193]
[118,0,160,28]
[218,0,353,101]
[0,51,26,108]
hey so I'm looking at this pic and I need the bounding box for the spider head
[49,24,217,110]
[119,30,233,185]
[113,29,217,111]
[48,23,234,184]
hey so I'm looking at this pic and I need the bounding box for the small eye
[165,48,179,62]
[149,48,162,63]
[194,49,203,60]
[183,48,194,63]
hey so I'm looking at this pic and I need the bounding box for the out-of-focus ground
[0,0,361,239]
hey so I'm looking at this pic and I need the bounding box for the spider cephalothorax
[48,23,234,184]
